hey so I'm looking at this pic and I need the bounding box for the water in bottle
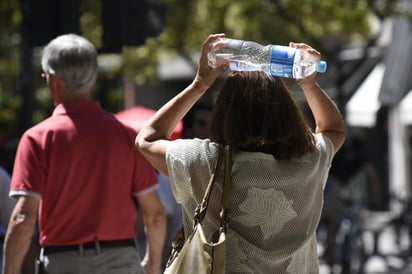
[208,38,327,79]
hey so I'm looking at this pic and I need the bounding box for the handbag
[164,145,232,274]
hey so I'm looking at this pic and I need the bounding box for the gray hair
[41,34,98,93]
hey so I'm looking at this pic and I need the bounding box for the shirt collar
[52,101,104,116]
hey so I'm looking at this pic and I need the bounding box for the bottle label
[269,46,296,78]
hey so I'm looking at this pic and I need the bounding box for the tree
[133,0,398,79]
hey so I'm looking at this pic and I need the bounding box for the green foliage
[133,0,397,86]
[161,0,378,51]
[0,1,22,138]
[80,0,103,48]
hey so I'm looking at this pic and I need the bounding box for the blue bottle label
[269,46,296,78]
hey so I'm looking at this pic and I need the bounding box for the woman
[136,34,345,273]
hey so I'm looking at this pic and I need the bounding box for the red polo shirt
[10,101,157,245]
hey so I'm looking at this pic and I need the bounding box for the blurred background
[0,0,412,273]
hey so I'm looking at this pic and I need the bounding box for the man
[0,167,14,268]
[182,101,213,139]
[0,166,37,274]
[2,34,166,274]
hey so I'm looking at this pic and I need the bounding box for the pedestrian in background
[1,166,38,274]
[136,33,345,273]
[2,34,166,274]
[0,167,14,270]
[182,101,213,139]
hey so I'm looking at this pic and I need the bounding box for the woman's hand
[193,33,229,90]
[289,42,320,89]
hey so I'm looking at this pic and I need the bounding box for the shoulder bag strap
[219,145,232,230]
[194,145,225,225]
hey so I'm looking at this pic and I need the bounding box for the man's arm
[2,196,38,274]
[135,190,167,274]
[0,168,15,228]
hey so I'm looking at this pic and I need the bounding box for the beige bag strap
[195,145,231,227]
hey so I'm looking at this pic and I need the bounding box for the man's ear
[49,75,67,104]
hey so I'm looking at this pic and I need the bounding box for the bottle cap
[317,61,327,73]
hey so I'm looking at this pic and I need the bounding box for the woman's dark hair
[209,71,316,160]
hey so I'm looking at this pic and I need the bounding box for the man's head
[182,102,213,139]
[41,34,98,95]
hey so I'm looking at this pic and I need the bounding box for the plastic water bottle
[208,38,327,79]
